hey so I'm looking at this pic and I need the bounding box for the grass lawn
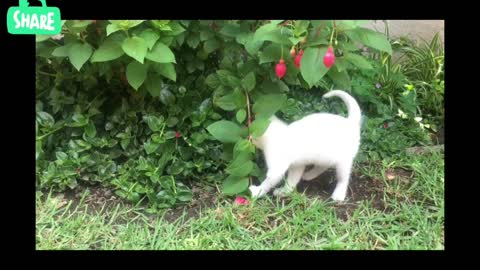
[36,151,444,250]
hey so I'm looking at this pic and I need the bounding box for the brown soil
[43,167,412,223]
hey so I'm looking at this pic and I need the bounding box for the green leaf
[261,80,290,93]
[293,20,310,36]
[68,43,93,71]
[160,88,176,105]
[233,88,246,108]
[344,53,373,69]
[120,138,130,150]
[220,23,241,37]
[227,159,254,177]
[145,115,164,132]
[233,139,255,155]
[310,20,327,28]
[166,117,179,127]
[327,66,351,90]
[300,47,329,88]
[167,21,186,35]
[251,163,263,178]
[150,20,170,31]
[90,39,124,62]
[52,44,72,57]
[186,33,200,48]
[139,29,160,50]
[56,151,68,161]
[122,37,148,64]
[106,24,122,36]
[168,162,184,175]
[223,176,249,195]
[336,20,360,31]
[164,131,176,139]
[236,109,247,124]
[110,20,145,30]
[126,60,147,90]
[204,39,220,54]
[85,121,97,138]
[177,191,192,202]
[37,112,55,128]
[67,113,88,127]
[151,133,167,144]
[228,151,250,167]
[144,140,160,154]
[146,41,176,63]
[250,117,271,138]
[338,41,359,52]
[333,57,350,72]
[215,93,237,111]
[200,30,215,41]
[244,33,263,55]
[153,63,176,82]
[345,28,392,54]
[205,73,220,89]
[252,94,287,118]
[242,72,256,92]
[145,76,162,97]
[207,120,245,143]
[259,43,287,64]
[254,22,291,45]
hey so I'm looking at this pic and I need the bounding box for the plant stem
[245,90,252,130]
[37,71,57,77]
[329,20,336,45]
[36,124,66,141]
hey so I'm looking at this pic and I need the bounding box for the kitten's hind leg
[331,160,353,202]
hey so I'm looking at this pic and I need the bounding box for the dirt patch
[297,169,388,221]
[44,185,129,221]
[161,183,219,223]
[41,166,411,223]
[430,128,444,145]
[44,183,220,224]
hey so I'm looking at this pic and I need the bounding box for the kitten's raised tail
[323,90,361,125]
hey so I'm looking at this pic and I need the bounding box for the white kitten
[249,90,361,202]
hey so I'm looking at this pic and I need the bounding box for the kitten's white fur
[250,90,361,202]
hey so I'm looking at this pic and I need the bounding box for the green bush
[36,20,437,210]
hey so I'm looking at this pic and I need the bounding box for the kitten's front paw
[249,185,264,198]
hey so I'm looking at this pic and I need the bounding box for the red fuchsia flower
[234,196,249,205]
[294,49,304,69]
[175,132,181,138]
[323,46,335,68]
[383,122,388,129]
[275,59,287,79]
[290,46,296,57]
